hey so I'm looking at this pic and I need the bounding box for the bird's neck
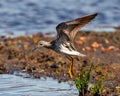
[44,42,52,49]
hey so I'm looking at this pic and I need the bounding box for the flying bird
[35,13,97,78]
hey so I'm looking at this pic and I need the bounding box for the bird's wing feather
[56,13,97,42]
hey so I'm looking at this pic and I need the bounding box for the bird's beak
[32,47,39,51]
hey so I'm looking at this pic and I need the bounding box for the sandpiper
[35,13,97,78]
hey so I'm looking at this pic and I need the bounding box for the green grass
[74,64,93,96]
[90,80,102,96]
[74,64,103,96]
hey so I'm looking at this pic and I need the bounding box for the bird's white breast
[60,43,80,56]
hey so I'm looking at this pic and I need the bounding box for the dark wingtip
[91,13,98,18]
[94,13,98,16]
[89,13,98,20]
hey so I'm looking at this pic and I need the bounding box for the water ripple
[0,0,119,36]
[0,74,77,96]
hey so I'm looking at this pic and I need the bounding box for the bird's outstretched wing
[56,13,97,42]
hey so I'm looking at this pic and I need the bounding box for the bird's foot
[68,70,74,79]
[66,56,74,79]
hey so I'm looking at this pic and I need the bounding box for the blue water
[0,74,77,96]
[0,0,120,36]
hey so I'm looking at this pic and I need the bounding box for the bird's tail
[79,53,86,57]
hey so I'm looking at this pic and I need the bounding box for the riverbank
[0,30,120,95]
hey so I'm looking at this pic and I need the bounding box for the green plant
[90,80,102,96]
[74,64,93,96]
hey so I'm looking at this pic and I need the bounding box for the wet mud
[0,30,120,95]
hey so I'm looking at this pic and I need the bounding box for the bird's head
[38,40,50,47]
[32,40,51,51]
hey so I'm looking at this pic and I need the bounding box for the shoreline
[0,30,120,95]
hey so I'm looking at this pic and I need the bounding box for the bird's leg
[66,56,74,79]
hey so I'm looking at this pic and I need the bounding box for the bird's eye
[40,44,42,45]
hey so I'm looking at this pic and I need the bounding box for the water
[0,74,77,96]
[0,0,120,36]
[0,1,119,95]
